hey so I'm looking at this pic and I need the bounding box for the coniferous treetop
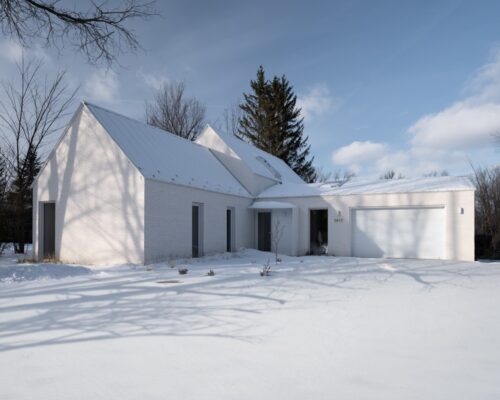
[238,66,316,183]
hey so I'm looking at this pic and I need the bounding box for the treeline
[473,166,500,259]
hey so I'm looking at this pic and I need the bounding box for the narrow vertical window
[42,202,56,259]
[226,208,232,252]
[192,204,200,258]
[258,211,271,252]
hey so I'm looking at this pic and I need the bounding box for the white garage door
[352,207,445,259]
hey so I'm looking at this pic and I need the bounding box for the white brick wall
[144,179,254,263]
[33,106,145,265]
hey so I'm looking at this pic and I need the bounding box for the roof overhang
[249,201,296,210]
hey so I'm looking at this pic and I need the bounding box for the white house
[33,102,475,265]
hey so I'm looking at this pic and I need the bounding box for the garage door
[352,207,445,259]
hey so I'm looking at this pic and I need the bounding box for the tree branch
[0,0,157,65]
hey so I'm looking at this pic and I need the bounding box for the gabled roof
[197,126,304,184]
[84,102,251,197]
[258,176,475,198]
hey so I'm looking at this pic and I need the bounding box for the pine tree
[238,66,316,182]
[238,66,270,149]
[9,146,41,253]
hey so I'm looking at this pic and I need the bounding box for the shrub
[260,259,271,276]
[0,242,8,255]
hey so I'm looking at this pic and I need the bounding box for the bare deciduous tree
[145,82,206,141]
[0,57,77,253]
[0,153,9,254]
[333,169,356,185]
[423,170,449,177]
[221,104,241,137]
[272,218,284,264]
[314,167,356,185]
[0,0,156,65]
[380,169,404,180]
[314,166,332,183]
[472,165,500,259]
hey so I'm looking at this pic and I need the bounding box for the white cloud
[0,40,52,66]
[298,85,341,120]
[331,140,470,178]
[409,49,500,150]
[409,102,500,149]
[0,40,23,63]
[374,150,410,174]
[332,140,387,165]
[330,49,500,178]
[463,48,500,103]
[137,69,168,90]
[84,69,119,105]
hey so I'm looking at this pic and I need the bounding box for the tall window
[192,203,203,257]
[226,208,235,252]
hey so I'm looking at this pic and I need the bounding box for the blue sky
[1,0,499,177]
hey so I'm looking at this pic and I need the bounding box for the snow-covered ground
[0,249,499,400]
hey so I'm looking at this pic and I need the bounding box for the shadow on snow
[0,253,492,353]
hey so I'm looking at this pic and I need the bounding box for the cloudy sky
[1,0,499,178]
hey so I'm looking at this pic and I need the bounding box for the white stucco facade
[33,102,475,265]
[257,190,475,261]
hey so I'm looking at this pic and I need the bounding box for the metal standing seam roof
[81,103,474,201]
[216,132,305,184]
[84,102,251,198]
[257,176,476,198]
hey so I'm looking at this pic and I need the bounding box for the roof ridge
[83,101,212,151]
[82,101,251,197]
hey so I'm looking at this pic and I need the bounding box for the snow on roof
[216,132,305,184]
[249,200,296,209]
[84,102,251,197]
[258,176,475,198]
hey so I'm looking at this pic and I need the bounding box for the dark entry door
[310,209,328,255]
[43,203,55,259]
[258,212,271,252]
[226,209,232,252]
[192,205,199,258]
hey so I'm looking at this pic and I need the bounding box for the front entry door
[258,212,271,252]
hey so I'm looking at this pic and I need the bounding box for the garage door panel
[352,207,445,259]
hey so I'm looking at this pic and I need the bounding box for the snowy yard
[0,250,499,400]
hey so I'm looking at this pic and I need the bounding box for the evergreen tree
[9,146,41,253]
[238,66,316,182]
[238,66,271,148]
